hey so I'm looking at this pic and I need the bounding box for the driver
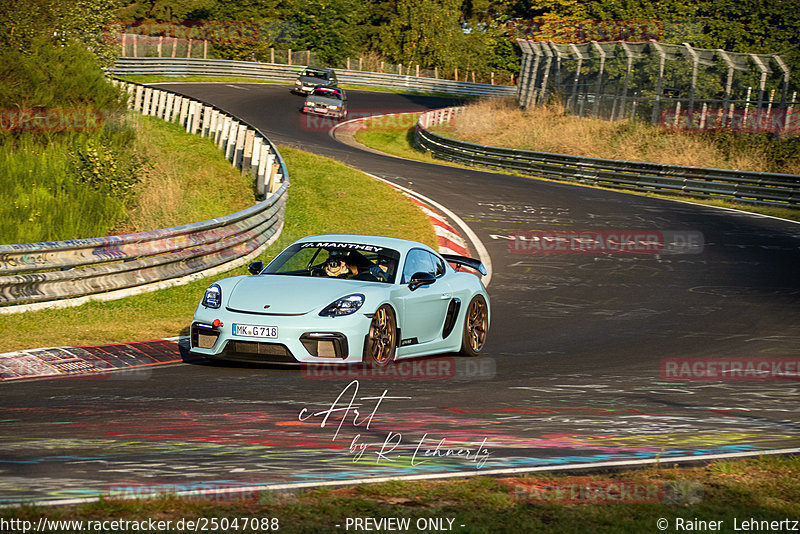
[324,252,356,278]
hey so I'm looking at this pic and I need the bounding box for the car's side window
[401,249,444,284]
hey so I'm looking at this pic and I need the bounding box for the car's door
[396,249,451,346]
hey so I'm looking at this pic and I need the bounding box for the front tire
[460,295,488,357]
[365,304,397,366]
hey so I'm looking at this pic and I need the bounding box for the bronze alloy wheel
[366,304,397,366]
[461,295,488,356]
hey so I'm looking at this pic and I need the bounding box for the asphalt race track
[2,83,800,505]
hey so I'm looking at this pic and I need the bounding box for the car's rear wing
[441,254,487,276]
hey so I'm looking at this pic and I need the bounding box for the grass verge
[353,112,800,222]
[0,146,436,353]
[3,456,798,533]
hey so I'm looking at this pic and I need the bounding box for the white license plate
[232,324,278,338]
[314,108,327,113]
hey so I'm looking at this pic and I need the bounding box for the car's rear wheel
[460,295,488,357]
[365,305,397,366]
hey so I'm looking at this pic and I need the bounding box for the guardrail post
[157,90,167,117]
[208,109,219,139]
[257,145,268,197]
[201,105,213,137]
[233,124,247,168]
[164,93,175,120]
[217,116,229,148]
[242,129,255,173]
[142,87,152,115]
[225,120,239,161]
[265,150,276,193]
[178,97,189,127]
[251,136,262,178]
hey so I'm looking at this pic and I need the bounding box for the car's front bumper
[189,308,373,364]
[301,105,345,118]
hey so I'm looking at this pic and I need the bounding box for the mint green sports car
[190,235,490,366]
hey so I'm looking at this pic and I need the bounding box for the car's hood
[226,275,372,315]
[306,95,341,106]
[299,76,331,85]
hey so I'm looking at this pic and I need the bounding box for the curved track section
[2,83,800,505]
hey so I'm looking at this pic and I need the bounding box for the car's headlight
[295,80,301,85]
[202,284,222,309]
[319,294,364,317]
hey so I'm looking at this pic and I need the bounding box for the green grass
[0,135,128,244]
[3,456,798,533]
[0,146,436,352]
[353,116,800,222]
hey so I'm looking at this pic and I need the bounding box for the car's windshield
[263,242,400,283]
[311,88,341,100]
[303,69,329,80]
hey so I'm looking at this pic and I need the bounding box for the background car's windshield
[303,69,329,80]
[264,242,400,283]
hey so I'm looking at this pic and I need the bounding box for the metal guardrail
[0,80,289,313]
[109,57,517,98]
[415,107,800,207]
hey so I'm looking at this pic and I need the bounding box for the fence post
[682,43,699,128]
[568,43,583,113]
[618,42,634,122]
[591,41,606,117]
[650,41,666,125]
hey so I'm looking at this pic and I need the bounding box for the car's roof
[295,234,437,255]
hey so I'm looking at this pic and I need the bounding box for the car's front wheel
[365,304,397,366]
[460,295,488,357]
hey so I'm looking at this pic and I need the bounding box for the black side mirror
[248,261,263,275]
[409,271,436,291]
